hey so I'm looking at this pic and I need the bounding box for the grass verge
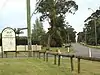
[80,42,100,49]
[42,47,74,53]
[0,58,100,75]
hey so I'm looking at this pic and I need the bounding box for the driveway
[71,43,100,58]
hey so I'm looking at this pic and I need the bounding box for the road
[71,43,100,58]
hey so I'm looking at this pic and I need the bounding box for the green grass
[87,45,100,49]
[42,47,73,53]
[0,58,100,75]
[80,42,100,49]
[0,58,69,75]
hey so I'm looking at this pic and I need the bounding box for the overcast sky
[0,0,100,35]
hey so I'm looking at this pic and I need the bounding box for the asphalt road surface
[72,43,100,58]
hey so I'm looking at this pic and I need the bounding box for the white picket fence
[0,45,42,52]
[17,45,42,51]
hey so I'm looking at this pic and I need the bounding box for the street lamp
[88,8,97,46]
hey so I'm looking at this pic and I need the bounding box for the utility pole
[68,33,70,43]
[88,8,97,46]
[85,29,87,44]
[26,0,32,57]
[94,19,97,46]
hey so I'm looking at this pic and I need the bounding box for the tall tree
[77,32,85,43]
[77,8,100,45]
[83,8,100,45]
[35,0,78,47]
[66,25,76,43]
[32,18,46,45]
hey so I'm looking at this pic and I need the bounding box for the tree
[32,18,46,45]
[77,32,85,43]
[77,8,100,45]
[35,0,78,47]
[14,28,23,37]
[14,28,24,45]
[83,8,100,45]
[66,25,76,43]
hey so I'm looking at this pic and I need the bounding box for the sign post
[2,27,16,57]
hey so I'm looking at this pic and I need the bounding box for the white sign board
[2,27,16,51]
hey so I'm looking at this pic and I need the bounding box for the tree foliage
[78,8,100,45]
[32,18,46,45]
[66,25,76,43]
[35,0,78,27]
[35,0,78,47]
[14,28,23,36]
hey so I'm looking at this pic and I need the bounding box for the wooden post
[43,52,45,61]
[70,57,74,71]
[46,53,48,62]
[1,52,3,58]
[37,51,39,58]
[54,55,57,65]
[58,55,61,66]
[15,51,17,57]
[33,51,35,57]
[15,44,17,57]
[1,46,3,58]
[78,58,80,73]
[39,52,40,59]
[25,45,26,51]
[5,52,7,58]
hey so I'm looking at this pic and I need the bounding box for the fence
[0,45,42,52]
[0,45,42,57]
[17,45,42,51]
[45,51,100,73]
[0,50,100,73]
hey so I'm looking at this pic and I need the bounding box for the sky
[0,0,100,36]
